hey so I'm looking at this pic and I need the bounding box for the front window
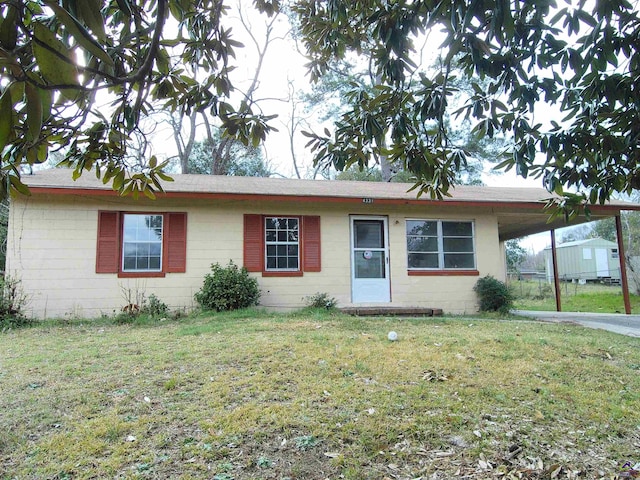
[122,214,163,272]
[265,217,299,271]
[407,220,475,270]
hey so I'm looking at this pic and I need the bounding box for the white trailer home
[544,238,621,284]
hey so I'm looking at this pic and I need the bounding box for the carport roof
[22,169,640,241]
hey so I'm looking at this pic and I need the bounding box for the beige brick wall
[7,194,506,319]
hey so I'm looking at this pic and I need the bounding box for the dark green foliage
[0,276,31,330]
[474,275,514,314]
[296,0,640,212]
[113,310,138,325]
[114,292,170,325]
[143,294,169,318]
[195,261,260,311]
[0,1,278,199]
[305,292,337,309]
[187,135,271,177]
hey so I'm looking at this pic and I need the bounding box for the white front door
[595,248,609,277]
[351,216,391,303]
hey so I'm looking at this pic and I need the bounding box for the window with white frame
[406,220,476,270]
[122,214,163,272]
[265,217,300,271]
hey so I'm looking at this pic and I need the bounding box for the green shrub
[113,310,138,325]
[143,294,169,318]
[195,261,260,311]
[305,292,337,309]
[473,275,514,313]
[0,276,31,330]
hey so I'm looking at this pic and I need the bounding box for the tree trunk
[380,154,393,182]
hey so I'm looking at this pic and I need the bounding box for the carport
[496,195,640,314]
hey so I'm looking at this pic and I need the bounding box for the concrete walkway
[513,310,640,337]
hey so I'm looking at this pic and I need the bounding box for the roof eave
[21,185,563,210]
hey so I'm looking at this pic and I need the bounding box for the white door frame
[350,215,391,303]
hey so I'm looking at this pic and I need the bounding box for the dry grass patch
[1,311,640,479]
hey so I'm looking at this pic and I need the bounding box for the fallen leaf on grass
[478,453,492,470]
[432,450,454,457]
[324,452,341,458]
[422,370,449,382]
[546,463,562,478]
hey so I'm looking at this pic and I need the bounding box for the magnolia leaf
[115,0,133,17]
[149,174,163,192]
[323,452,341,459]
[26,146,38,164]
[112,170,125,191]
[32,23,79,95]
[0,89,13,152]
[0,5,18,50]
[25,84,43,143]
[39,87,52,122]
[9,174,31,196]
[44,1,114,67]
[36,142,48,163]
[142,186,156,200]
[8,81,24,105]
[155,171,174,182]
[121,180,134,196]
[76,0,107,43]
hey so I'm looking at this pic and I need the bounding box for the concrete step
[340,307,443,317]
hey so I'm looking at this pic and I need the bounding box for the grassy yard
[510,279,640,313]
[2,310,640,479]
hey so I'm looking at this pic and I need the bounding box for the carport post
[550,229,562,312]
[615,214,632,314]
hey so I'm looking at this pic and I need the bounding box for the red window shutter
[302,215,321,272]
[244,214,263,272]
[96,211,120,273]
[165,213,187,273]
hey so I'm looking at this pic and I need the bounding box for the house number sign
[362,198,374,204]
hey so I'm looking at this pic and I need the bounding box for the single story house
[544,238,621,284]
[6,169,638,319]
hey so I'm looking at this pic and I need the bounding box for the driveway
[513,310,640,338]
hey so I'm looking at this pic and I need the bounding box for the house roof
[21,169,640,241]
[543,238,618,250]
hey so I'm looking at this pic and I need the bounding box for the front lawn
[1,311,639,479]
[511,279,640,313]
